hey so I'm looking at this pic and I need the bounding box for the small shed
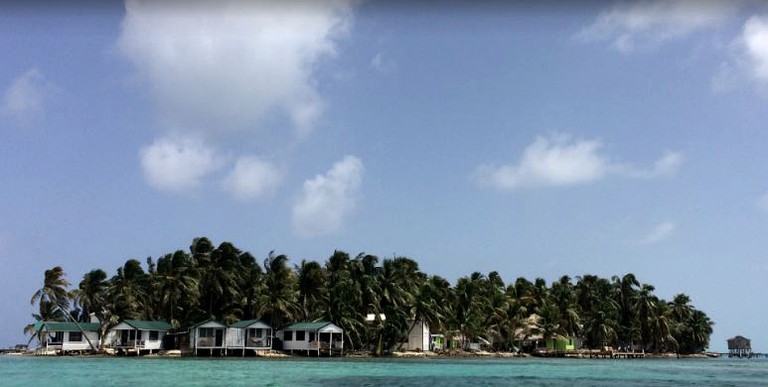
[280,321,343,356]
[189,319,227,356]
[32,321,100,353]
[227,319,273,355]
[108,320,172,355]
[727,335,752,358]
[404,319,430,351]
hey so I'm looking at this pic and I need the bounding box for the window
[69,332,83,342]
[199,328,215,338]
[309,332,316,342]
[49,332,64,343]
[296,331,306,341]
[149,331,159,341]
[250,328,264,338]
[284,331,293,341]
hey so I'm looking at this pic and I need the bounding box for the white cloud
[477,135,607,190]
[371,52,396,74]
[580,0,741,52]
[118,0,353,136]
[292,155,363,238]
[223,156,283,201]
[613,151,684,178]
[638,222,677,245]
[139,136,222,193]
[2,68,46,124]
[476,134,681,191]
[742,15,768,82]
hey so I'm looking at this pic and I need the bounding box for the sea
[2,356,767,386]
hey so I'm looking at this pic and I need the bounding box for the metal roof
[282,321,339,331]
[121,320,172,331]
[33,321,100,332]
[230,319,271,329]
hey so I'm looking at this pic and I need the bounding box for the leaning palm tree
[31,266,71,314]
[30,266,98,351]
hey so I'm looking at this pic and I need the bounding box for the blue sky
[2,1,768,352]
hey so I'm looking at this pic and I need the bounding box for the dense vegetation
[28,237,713,354]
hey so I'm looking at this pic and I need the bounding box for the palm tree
[258,252,298,329]
[296,259,327,321]
[31,266,71,315]
[30,266,98,351]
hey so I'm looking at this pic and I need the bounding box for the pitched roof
[189,318,226,329]
[33,321,100,332]
[230,319,271,329]
[282,321,336,331]
[122,320,172,331]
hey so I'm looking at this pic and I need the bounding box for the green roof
[282,321,335,331]
[230,319,270,329]
[122,320,172,331]
[33,321,100,332]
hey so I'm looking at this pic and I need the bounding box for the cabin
[280,321,343,356]
[430,334,445,351]
[32,321,100,354]
[108,320,172,355]
[727,335,752,358]
[545,336,581,351]
[227,319,273,356]
[403,319,430,351]
[189,319,227,356]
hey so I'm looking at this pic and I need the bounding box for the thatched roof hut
[727,336,751,350]
[727,335,752,358]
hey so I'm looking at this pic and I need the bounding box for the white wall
[61,331,100,351]
[405,321,429,351]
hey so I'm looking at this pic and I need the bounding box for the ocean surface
[2,356,768,386]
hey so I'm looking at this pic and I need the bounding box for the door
[215,329,224,347]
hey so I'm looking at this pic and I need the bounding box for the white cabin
[227,319,273,355]
[32,321,100,353]
[279,322,343,356]
[404,319,430,351]
[189,319,227,356]
[108,320,172,354]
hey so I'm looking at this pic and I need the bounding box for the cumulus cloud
[292,155,363,238]
[637,222,677,245]
[2,68,46,124]
[223,156,283,201]
[580,0,741,52]
[476,134,682,191]
[118,0,353,136]
[477,135,607,190]
[139,136,222,193]
[741,15,768,82]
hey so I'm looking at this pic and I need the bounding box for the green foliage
[30,237,715,354]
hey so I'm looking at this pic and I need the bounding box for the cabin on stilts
[32,322,100,354]
[226,319,273,356]
[279,322,343,356]
[727,335,752,358]
[189,319,227,356]
[108,320,172,355]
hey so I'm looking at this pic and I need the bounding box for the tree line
[28,237,713,354]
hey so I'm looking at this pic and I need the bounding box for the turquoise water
[2,356,768,386]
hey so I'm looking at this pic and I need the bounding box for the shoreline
[2,348,722,360]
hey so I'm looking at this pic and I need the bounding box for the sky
[1,0,768,352]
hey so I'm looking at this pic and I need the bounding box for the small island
[25,237,713,358]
